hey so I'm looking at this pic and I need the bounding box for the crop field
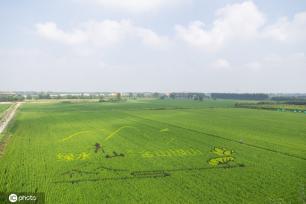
[0,99,305,203]
[0,104,10,116]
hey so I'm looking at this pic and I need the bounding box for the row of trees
[2,92,305,102]
[270,96,306,105]
[99,93,126,103]
[28,93,106,100]
[164,93,209,101]
[0,95,25,102]
[271,96,306,101]
[211,93,269,100]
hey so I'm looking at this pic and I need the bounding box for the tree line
[211,93,269,100]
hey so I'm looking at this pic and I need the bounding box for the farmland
[0,104,10,116]
[0,99,305,203]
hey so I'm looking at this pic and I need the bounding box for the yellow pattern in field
[60,129,106,142]
[104,126,139,141]
[60,131,92,142]
[59,126,138,143]
[57,152,91,161]
[210,147,234,156]
[208,156,234,166]
[140,148,203,158]
[208,146,236,166]
[160,128,169,132]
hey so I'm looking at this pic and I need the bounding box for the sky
[0,0,306,93]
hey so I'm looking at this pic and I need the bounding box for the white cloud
[263,11,306,42]
[4,1,306,92]
[137,28,169,48]
[36,20,168,48]
[263,52,306,66]
[36,22,87,44]
[211,58,231,70]
[245,61,261,72]
[81,0,189,13]
[175,1,306,51]
[36,2,306,51]
[175,21,222,51]
[175,1,265,51]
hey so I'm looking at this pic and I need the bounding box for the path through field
[0,102,22,134]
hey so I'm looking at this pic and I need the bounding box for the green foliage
[38,93,51,99]
[0,95,24,102]
[211,93,269,100]
[0,104,10,116]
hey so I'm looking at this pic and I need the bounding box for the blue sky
[1,0,306,92]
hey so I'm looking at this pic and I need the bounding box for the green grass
[0,104,10,116]
[0,99,305,203]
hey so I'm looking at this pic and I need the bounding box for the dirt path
[0,102,22,134]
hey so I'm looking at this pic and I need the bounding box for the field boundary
[0,103,22,157]
[0,103,13,122]
[0,102,22,134]
[125,112,306,161]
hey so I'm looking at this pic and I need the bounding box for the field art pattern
[0,100,305,203]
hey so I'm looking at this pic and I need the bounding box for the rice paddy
[0,99,305,203]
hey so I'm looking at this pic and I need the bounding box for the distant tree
[169,93,176,99]
[38,93,51,99]
[153,92,160,98]
[211,93,269,100]
[136,93,144,98]
[26,95,33,100]
[116,93,121,101]
[271,96,306,103]
[98,95,105,102]
[0,94,25,102]
[160,95,167,100]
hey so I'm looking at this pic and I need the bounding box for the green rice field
[0,99,305,203]
[0,104,10,116]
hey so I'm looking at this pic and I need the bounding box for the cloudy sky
[1,0,306,92]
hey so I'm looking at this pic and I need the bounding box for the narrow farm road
[0,102,22,134]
